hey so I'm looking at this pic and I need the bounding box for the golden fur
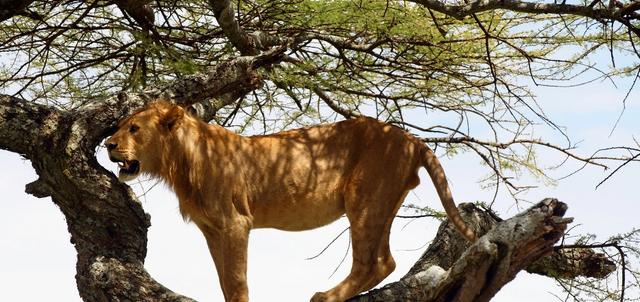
[105,101,476,302]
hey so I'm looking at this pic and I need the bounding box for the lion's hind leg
[310,181,409,302]
[359,190,410,291]
[310,209,384,302]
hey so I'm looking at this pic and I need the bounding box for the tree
[0,0,639,301]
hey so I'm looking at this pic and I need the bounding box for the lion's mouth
[113,158,140,179]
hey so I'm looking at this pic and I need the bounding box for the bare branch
[209,0,258,55]
[424,135,608,170]
[312,87,359,119]
[527,247,617,279]
[408,0,640,37]
[208,0,284,56]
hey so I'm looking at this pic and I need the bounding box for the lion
[105,100,476,302]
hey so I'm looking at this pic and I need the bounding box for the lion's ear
[162,105,184,131]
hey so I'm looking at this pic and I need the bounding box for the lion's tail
[421,144,476,242]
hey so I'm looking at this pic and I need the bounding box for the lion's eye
[129,124,139,133]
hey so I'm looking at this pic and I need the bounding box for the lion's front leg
[200,218,251,302]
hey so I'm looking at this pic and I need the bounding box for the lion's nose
[106,142,118,151]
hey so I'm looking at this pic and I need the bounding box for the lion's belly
[245,137,355,231]
[251,192,346,231]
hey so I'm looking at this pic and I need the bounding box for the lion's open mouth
[114,159,140,178]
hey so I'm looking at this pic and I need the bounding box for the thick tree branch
[409,0,640,36]
[209,0,286,56]
[88,257,195,302]
[351,199,613,301]
[0,95,65,157]
[70,48,285,149]
[158,46,285,106]
[527,248,616,279]
[188,91,244,123]
[210,0,258,55]
[409,0,635,20]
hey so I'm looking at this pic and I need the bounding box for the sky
[1,62,640,301]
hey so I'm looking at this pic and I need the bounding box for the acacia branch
[71,47,286,147]
[209,0,258,55]
[409,0,640,37]
[312,87,360,119]
[409,0,635,20]
[209,0,284,56]
[350,199,614,302]
[163,46,285,105]
[424,135,608,169]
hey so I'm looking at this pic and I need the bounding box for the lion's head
[105,101,185,181]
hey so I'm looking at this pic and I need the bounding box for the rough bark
[209,0,285,56]
[210,0,258,56]
[526,247,616,279]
